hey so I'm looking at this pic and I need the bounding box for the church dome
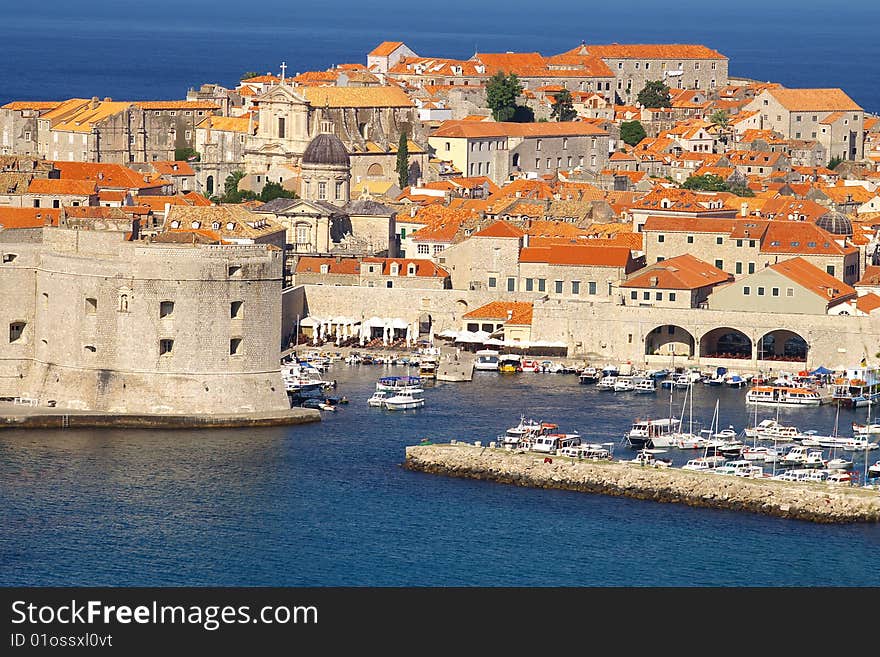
[302,133,349,167]
[816,210,853,236]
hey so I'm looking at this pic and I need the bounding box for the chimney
[507,310,513,320]
[650,276,659,287]
[522,233,530,248]
[740,201,748,218]
[90,96,100,109]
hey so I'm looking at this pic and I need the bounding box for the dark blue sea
[2,363,879,586]
[2,0,879,113]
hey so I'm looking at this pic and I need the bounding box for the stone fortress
[0,225,291,414]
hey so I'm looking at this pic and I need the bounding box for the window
[657,234,665,243]
[796,116,802,122]
[535,158,540,169]
[432,245,443,255]
[757,287,765,296]
[85,298,97,315]
[562,138,568,150]
[618,62,623,69]
[736,239,743,247]
[588,281,597,295]
[554,280,563,294]
[687,235,694,244]
[278,117,285,138]
[735,262,742,274]
[714,259,723,270]
[386,281,393,288]
[159,339,174,355]
[24,131,31,141]
[669,292,677,302]
[538,278,546,293]
[749,240,756,248]
[694,62,700,70]
[159,301,174,318]
[185,130,192,140]
[507,277,516,292]
[2,253,17,263]
[445,142,450,151]
[231,301,243,319]
[786,288,794,297]
[318,182,327,200]
[771,287,779,297]
[84,345,96,353]
[716,237,723,245]
[230,338,242,356]
[642,291,650,301]
[571,281,580,295]
[9,322,25,343]
[417,244,430,255]
[536,139,542,151]
[743,286,750,296]
[653,292,663,301]
[748,262,755,274]
[525,278,534,292]
[630,291,637,300]
[826,265,835,276]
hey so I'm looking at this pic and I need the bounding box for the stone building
[194,114,255,197]
[620,253,732,310]
[0,225,290,414]
[1,101,61,156]
[745,88,864,161]
[294,255,450,289]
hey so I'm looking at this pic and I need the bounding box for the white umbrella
[405,323,412,346]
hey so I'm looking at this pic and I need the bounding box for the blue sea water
[1,0,879,112]
[2,365,879,586]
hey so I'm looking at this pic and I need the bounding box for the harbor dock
[0,403,321,430]
[404,443,880,523]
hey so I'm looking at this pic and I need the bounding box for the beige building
[194,114,255,196]
[428,120,610,184]
[621,253,732,310]
[293,255,449,289]
[461,300,533,344]
[745,88,864,161]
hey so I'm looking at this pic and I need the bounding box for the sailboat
[826,402,854,470]
[672,378,705,449]
[646,372,681,448]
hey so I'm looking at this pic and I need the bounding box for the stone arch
[758,329,808,362]
[367,163,384,177]
[455,299,468,314]
[645,324,695,357]
[512,153,521,168]
[700,327,752,359]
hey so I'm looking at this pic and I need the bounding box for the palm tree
[709,109,732,148]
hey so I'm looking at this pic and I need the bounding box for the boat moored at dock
[745,386,825,407]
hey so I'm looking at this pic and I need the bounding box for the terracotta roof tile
[856,293,880,314]
[369,41,406,57]
[295,256,360,275]
[622,253,732,289]
[769,257,856,303]
[27,178,97,195]
[301,86,413,108]
[520,244,632,267]
[431,119,607,138]
[472,221,525,238]
[0,207,61,228]
[463,301,533,325]
[765,88,862,112]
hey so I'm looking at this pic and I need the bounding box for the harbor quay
[404,443,880,523]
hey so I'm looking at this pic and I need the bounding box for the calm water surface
[2,364,879,586]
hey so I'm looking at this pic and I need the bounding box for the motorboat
[596,375,618,390]
[520,358,541,373]
[673,433,708,449]
[681,455,727,471]
[540,361,566,374]
[841,436,879,451]
[713,460,765,478]
[773,469,827,483]
[831,365,880,408]
[629,449,672,468]
[741,445,782,463]
[713,427,738,441]
[868,460,880,477]
[474,349,500,372]
[418,357,438,379]
[602,364,620,376]
[626,417,681,449]
[717,441,746,458]
[368,391,389,407]
[725,373,748,388]
[779,445,812,467]
[647,369,670,380]
[497,417,557,448]
[632,377,657,394]
[376,375,422,392]
[826,457,854,470]
[826,471,855,485]
[743,419,805,442]
[746,386,824,406]
[559,443,613,460]
[383,390,425,410]
[498,354,521,373]
[613,377,635,392]
[803,450,828,469]
[852,422,880,435]
[531,432,581,455]
[578,367,601,384]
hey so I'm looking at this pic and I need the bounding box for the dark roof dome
[816,210,853,236]
[302,133,349,167]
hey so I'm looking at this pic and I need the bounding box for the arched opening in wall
[367,163,384,178]
[758,329,808,363]
[700,327,752,359]
[206,175,214,195]
[359,123,369,140]
[645,325,695,358]
[455,300,468,315]
[512,153,520,168]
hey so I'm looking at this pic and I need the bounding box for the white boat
[497,417,558,448]
[779,445,812,467]
[831,365,880,408]
[626,417,681,449]
[559,443,614,460]
[741,446,782,463]
[578,367,601,384]
[826,471,855,485]
[632,377,656,394]
[803,450,828,469]
[383,390,425,410]
[613,377,635,392]
[474,349,500,371]
[418,357,438,379]
[826,457,854,470]
[852,422,880,435]
[868,460,880,477]
[743,419,805,442]
[746,386,824,406]
[629,449,672,468]
[531,432,581,455]
[498,354,521,373]
[713,460,765,478]
[596,375,618,390]
[367,391,388,407]
[725,373,748,388]
[376,375,423,392]
[681,455,726,471]
[841,436,879,451]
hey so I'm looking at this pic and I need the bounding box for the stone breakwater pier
[404,443,880,523]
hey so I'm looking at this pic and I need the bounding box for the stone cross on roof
[280,61,287,83]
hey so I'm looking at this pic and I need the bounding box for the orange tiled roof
[301,86,413,108]
[134,101,220,110]
[1,101,63,111]
[761,222,855,256]
[769,257,856,303]
[765,88,862,112]
[856,265,880,287]
[53,161,168,190]
[564,43,727,60]
[27,178,97,196]
[856,293,880,314]
[472,221,525,238]
[296,256,360,275]
[0,207,61,228]
[520,244,631,267]
[369,41,406,57]
[622,253,732,289]
[463,301,533,325]
[361,257,450,277]
[151,161,195,177]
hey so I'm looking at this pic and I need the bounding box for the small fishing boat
[629,449,672,468]
[633,377,657,394]
[613,377,635,392]
[383,390,425,410]
[681,455,726,471]
[597,375,618,390]
[520,358,541,373]
[578,367,601,384]
[367,391,388,407]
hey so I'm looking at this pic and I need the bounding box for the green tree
[709,109,730,127]
[620,120,647,146]
[637,80,672,108]
[828,156,844,170]
[259,181,297,202]
[241,71,261,80]
[486,71,523,122]
[220,170,257,203]
[681,174,729,192]
[175,147,200,162]
[550,89,577,122]
[396,131,410,189]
